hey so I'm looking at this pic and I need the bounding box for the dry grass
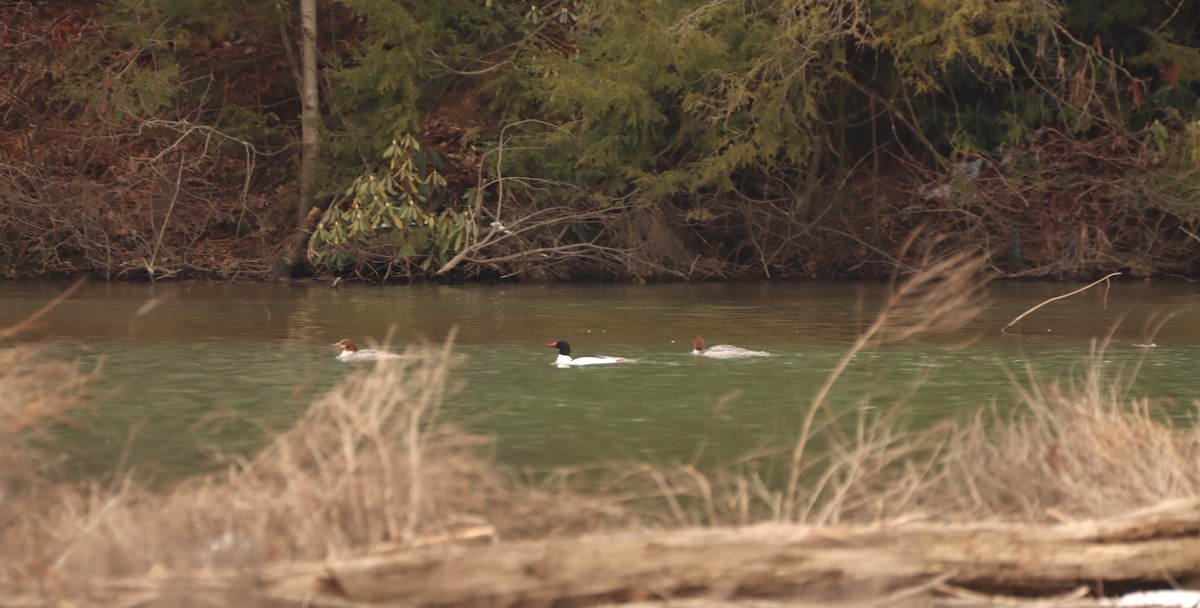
[782,243,990,522]
[773,259,1200,527]
[0,343,100,511]
[0,279,95,503]
[871,339,1200,523]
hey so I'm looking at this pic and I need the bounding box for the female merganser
[691,335,769,358]
[546,340,633,367]
[333,339,402,362]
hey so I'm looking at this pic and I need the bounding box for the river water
[1,279,1196,480]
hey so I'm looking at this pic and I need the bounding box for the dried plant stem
[402,329,457,542]
[1000,272,1121,334]
[782,247,987,521]
[0,277,85,341]
[146,150,186,282]
[781,310,883,521]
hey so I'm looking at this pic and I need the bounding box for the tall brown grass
[781,243,990,522]
[865,338,1200,523]
[0,344,99,506]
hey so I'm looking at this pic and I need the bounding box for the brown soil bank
[5,121,1197,284]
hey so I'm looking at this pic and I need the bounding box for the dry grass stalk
[781,244,990,521]
[0,324,654,601]
[0,278,85,342]
[0,341,100,518]
[223,330,493,557]
[872,338,1200,523]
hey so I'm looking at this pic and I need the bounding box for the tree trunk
[261,499,1200,605]
[298,0,320,223]
[284,0,321,275]
[67,498,1200,607]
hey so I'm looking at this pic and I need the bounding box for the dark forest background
[2,0,1198,282]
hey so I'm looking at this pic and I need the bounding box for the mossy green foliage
[474,0,1058,216]
[308,133,472,275]
[54,0,1200,188]
[102,0,294,126]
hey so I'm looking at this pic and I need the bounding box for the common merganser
[546,340,633,367]
[691,335,769,358]
[333,339,402,362]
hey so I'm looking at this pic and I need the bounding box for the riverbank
[6,2,1200,287]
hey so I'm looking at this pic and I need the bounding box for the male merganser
[546,340,633,367]
[332,339,402,362]
[691,335,769,358]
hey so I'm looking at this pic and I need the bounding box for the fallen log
[80,498,1200,606]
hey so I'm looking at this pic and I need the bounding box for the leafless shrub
[0,3,283,282]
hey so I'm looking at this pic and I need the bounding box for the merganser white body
[691,335,769,359]
[546,340,633,367]
[333,339,402,362]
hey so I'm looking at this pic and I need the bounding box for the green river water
[1,279,1196,480]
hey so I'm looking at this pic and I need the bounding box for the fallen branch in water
[0,277,85,342]
[1000,272,1121,334]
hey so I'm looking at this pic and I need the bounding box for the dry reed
[0,343,100,508]
[593,253,1200,534]
[868,338,1200,523]
[781,243,990,521]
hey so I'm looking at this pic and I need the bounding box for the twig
[1000,272,1122,334]
[147,150,186,282]
[0,277,86,341]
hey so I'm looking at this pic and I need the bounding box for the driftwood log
[71,499,1200,606]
